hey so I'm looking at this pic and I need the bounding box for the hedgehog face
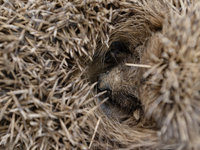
[87,40,147,120]
[97,42,143,116]
[86,1,163,119]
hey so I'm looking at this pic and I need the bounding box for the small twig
[125,63,151,68]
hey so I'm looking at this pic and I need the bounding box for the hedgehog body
[0,0,200,149]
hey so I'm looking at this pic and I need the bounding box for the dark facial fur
[98,45,143,109]
[86,38,147,121]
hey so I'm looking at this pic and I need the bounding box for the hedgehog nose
[97,71,112,92]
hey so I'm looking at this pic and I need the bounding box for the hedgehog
[0,0,200,150]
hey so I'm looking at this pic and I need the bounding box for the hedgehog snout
[97,71,112,92]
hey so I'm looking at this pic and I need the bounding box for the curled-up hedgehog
[0,0,200,150]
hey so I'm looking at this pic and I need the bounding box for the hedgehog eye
[104,50,119,64]
[104,41,130,64]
